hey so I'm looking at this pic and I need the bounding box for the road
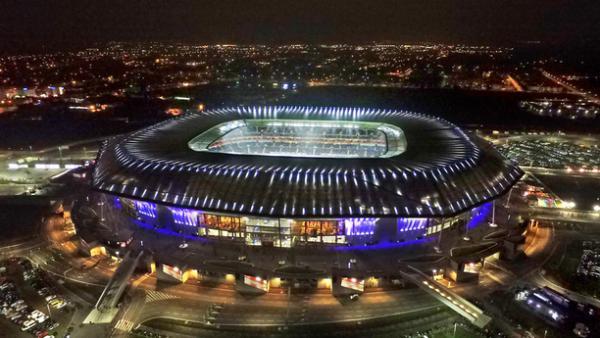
[540,70,600,104]
[132,290,443,330]
[506,75,524,92]
[0,137,101,195]
[33,212,458,337]
[5,178,594,337]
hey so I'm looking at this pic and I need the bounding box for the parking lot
[0,257,75,338]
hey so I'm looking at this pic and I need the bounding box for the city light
[34,163,60,170]
[7,163,27,170]
[1,25,596,336]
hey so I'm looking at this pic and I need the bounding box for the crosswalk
[114,318,135,332]
[145,289,180,303]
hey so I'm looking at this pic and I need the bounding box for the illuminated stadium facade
[89,106,523,251]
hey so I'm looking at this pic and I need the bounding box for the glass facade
[117,196,479,248]
[202,214,244,238]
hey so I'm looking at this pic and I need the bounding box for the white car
[14,303,27,312]
[9,312,23,321]
[35,315,48,323]
[11,299,25,307]
[0,282,13,290]
[29,310,48,323]
[21,319,36,331]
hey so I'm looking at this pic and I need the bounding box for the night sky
[1,0,599,51]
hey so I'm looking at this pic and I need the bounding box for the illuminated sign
[344,218,378,236]
[397,218,427,232]
[341,277,364,292]
[134,201,158,218]
[243,275,269,292]
[168,207,200,226]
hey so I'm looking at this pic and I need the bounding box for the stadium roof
[92,106,523,218]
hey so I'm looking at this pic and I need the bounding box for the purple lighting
[466,202,492,230]
[113,197,122,210]
[132,219,207,243]
[134,201,158,218]
[343,218,378,236]
[335,237,434,251]
[168,207,199,226]
[397,218,427,232]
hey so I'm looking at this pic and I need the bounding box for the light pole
[452,322,457,338]
[285,285,291,324]
[489,200,498,228]
[46,302,52,320]
[504,186,514,208]
[98,201,105,223]
[435,218,444,253]
[58,146,64,167]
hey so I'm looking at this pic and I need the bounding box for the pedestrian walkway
[145,289,180,303]
[114,318,136,332]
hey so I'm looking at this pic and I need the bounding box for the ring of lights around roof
[92,106,523,218]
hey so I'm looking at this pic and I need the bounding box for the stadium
[78,106,525,288]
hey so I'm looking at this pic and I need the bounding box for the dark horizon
[2,0,599,53]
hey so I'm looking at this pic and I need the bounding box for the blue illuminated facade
[343,218,378,236]
[397,218,428,233]
[168,207,200,227]
[134,200,158,219]
[115,195,483,248]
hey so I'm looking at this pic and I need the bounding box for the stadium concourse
[75,106,525,298]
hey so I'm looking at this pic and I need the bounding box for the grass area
[545,240,581,278]
[0,205,45,240]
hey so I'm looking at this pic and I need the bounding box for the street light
[489,200,498,228]
[46,302,52,320]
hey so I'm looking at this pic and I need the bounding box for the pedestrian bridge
[399,265,491,328]
[84,250,144,324]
